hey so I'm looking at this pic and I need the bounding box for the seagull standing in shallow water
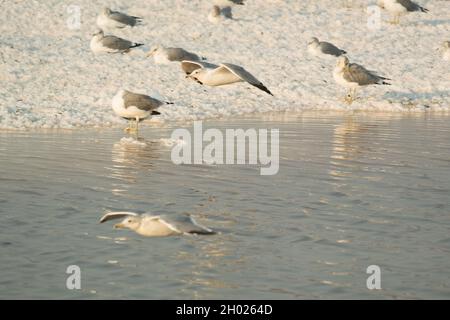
[333,56,391,104]
[99,212,215,237]
[377,0,428,24]
[96,7,143,30]
[112,89,172,133]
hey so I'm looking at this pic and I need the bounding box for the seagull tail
[151,110,161,115]
[419,6,429,13]
[165,101,174,105]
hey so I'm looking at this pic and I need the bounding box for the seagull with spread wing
[99,211,215,237]
[181,60,273,96]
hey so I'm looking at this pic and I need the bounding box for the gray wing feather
[319,42,346,56]
[102,36,133,50]
[166,48,200,62]
[221,6,233,18]
[221,63,273,95]
[109,11,141,26]
[123,92,163,111]
[99,211,139,223]
[397,0,428,12]
[345,63,388,85]
[181,60,218,74]
[159,215,215,235]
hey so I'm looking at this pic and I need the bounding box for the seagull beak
[114,223,125,229]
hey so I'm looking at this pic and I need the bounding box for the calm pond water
[0,112,449,299]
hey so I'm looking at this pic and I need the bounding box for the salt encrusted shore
[0,0,449,129]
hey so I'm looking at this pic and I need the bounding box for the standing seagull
[99,212,215,237]
[147,46,205,64]
[112,89,171,133]
[182,61,273,96]
[333,56,391,104]
[308,37,347,57]
[377,0,428,24]
[90,30,143,54]
[96,7,142,30]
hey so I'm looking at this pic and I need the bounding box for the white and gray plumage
[377,0,428,24]
[208,5,233,23]
[182,60,273,96]
[147,46,205,64]
[90,29,143,54]
[441,41,450,61]
[333,56,391,103]
[308,37,347,57]
[96,7,142,30]
[99,211,215,237]
[112,89,171,132]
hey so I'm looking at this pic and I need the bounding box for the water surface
[0,112,449,299]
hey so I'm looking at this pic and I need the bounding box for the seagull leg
[124,119,131,133]
[135,117,139,137]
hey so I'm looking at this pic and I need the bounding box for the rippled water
[1,112,449,299]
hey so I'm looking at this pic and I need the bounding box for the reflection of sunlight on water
[176,237,242,297]
[108,137,161,196]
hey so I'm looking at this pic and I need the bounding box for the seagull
[208,5,233,23]
[307,37,347,57]
[96,7,142,30]
[441,41,450,61]
[333,56,391,104]
[112,89,172,133]
[90,29,143,54]
[377,0,428,24]
[182,60,273,96]
[99,211,216,237]
[147,46,205,64]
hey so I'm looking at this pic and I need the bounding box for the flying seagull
[112,89,172,133]
[99,211,215,237]
[96,7,143,29]
[181,60,273,96]
[377,0,428,24]
[90,29,143,54]
[333,56,391,104]
[308,37,347,57]
[147,46,205,64]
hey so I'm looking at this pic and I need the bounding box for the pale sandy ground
[0,0,449,128]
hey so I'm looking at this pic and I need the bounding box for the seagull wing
[99,211,139,223]
[345,63,389,85]
[109,11,141,26]
[158,214,215,235]
[181,60,218,75]
[166,48,200,62]
[220,63,273,95]
[123,91,163,111]
[397,0,428,12]
[320,42,346,56]
[101,36,134,51]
